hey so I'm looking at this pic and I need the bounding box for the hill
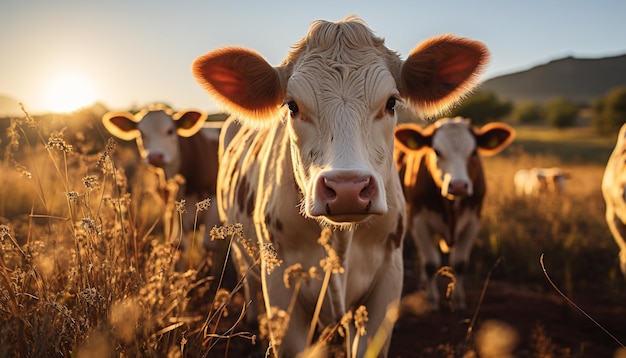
[481,53,626,104]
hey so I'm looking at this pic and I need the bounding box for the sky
[2,0,626,116]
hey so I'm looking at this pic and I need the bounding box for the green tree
[592,86,626,135]
[447,91,512,125]
[511,101,543,124]
[544,97,579,128]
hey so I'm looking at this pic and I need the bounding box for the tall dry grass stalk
[0,108,253,357]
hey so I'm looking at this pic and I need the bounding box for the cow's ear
[174,110,207,137]
[394,123,432,151]
[102,112,141,141]
[192,47,285,126]
[399,35,489,119]
[474,122,515,156]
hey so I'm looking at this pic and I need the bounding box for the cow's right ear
[394,123,432,151]
[102,112,141,141]
[192,47,285,126]
[174,110,207,137]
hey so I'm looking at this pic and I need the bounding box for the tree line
[445,86,626,135]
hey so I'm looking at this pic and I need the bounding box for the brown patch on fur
[236,177,249,213]
[246,190,255,216]
[178,128,219,198]
[275,219,284,232]
[388,214,404,248]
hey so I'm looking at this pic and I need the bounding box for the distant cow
[394,117,514,311]
[192,15,489,357]
[602,123,626,282]
[102,104,222,256]
[514,167,570,196]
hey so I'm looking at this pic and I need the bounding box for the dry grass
[0,109,624,357]
[475,150,620,296]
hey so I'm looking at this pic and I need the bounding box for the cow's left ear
[174,110,207,137]
[394,123,433,152]
[399,35,489,119]
[474,122,515,156]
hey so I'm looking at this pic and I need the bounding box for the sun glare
[44,73,97,113]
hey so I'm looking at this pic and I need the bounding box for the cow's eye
[167,129,175,136]
[385,97,397,113]
[434,149,441,157]
[287,101,299,116]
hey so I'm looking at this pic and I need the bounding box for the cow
[602,122,626,283]
[514,167,570,197]
[101,104,223,265]
[192,15,489,357]
[394,117,514,312]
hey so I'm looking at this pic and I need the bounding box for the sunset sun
[44,72,97,113]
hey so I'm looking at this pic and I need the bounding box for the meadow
[0,109,625,357]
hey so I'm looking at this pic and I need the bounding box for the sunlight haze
[2,0,625,115]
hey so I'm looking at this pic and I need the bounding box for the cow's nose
[448,180,469,196]
[148,153,165,167]
[316,174,376,216]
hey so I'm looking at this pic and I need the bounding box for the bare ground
[191,253,626,358]
[390,270,626,358]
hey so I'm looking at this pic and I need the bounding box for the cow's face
[395,118,515,199]
[135,110,182,171]
[283,44,401,224]
[192,16,490,225]
[102,105,206,178]
[430,119,479,198]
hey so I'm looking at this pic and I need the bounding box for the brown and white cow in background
[602,122,626,283]
[514,167,570,197]
[192,15,489,357]
[102,104,223,261]
[394,117,514,311]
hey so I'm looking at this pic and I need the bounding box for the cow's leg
[355,248,403,357]
[410,215,441,310]
[606,208,626,281]
[448,214,480,312]
[262,266,309,358]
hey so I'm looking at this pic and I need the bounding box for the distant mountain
[0,94,22,117]
[481,53,626,104]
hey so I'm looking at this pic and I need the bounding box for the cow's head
[192,16,489,225]
[395,117,515,199]
[102,104,207,178]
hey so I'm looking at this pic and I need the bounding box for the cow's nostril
[322,178,337,200]
[359,179,373,199]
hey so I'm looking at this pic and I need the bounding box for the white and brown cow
[602,122,626,283]
[514,167,570,197]
[102,104,222,255]
[192,16,489,357]
[394,117,514,311]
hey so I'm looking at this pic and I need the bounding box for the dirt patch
[389,277,626,357]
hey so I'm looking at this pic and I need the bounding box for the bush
[511,101,544,124]
[544,97,579,128]
[592,86,626,135]
[448,91,513,125]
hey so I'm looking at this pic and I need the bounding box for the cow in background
[395,117,515,311]
[102,104,224,269]
[602,122,626,283]
[514,167,571,197]
[192,15,490,357]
